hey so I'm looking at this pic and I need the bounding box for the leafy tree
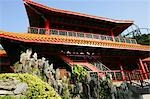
[134,34,150,45]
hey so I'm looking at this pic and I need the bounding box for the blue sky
[0,0,150,33]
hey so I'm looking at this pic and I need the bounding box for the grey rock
[0,85,16,90]
[14,83,28,94]
[0,78,20,90]
[0,90,14,95]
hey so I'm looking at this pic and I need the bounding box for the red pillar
[139,58,148,79]
[144,62,149,73]
[120,64,126,81]
[110,30,115,42]
[45,19,50,35]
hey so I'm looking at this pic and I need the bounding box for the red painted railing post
[144,62,149,78]
[110,30,115,42]
[139,58,148,79]
[120,64,126,81]
[144,62,149,73]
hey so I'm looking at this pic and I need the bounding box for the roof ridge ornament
[24,0,46,21]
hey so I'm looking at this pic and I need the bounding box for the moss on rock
[0,73,61,99]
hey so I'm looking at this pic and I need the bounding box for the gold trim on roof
[0,31,149,51]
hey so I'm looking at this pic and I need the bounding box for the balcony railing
[101,70,147,81]
[89,69,150,81]
[28,27,137,44]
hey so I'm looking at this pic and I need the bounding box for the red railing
[124,70,143,81]
[28,27,137,44]
[147,72,150,79]
[96,69,150,81]
[103,70,124,81]
[59,53,149,81]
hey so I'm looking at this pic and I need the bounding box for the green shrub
[0,95,26,99]
[72,64,88,82]
[0,73,61,99]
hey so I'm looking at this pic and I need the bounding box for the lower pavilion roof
[0,31,149,52]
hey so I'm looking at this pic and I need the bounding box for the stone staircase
[59,53,105,77]
[91,61,110,71]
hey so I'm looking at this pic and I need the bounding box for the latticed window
[85,33,92,38]
[77,32,84,37]
[39,28,46,34]
[68,32,76,37]
[59,30,67,36]
[50,29,58,35]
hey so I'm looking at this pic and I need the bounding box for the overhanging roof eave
[24,0,134,24]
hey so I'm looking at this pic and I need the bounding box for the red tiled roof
[24,0,133,24]
[0,31,150,51]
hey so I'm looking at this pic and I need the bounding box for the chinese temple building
[0,0,150,82]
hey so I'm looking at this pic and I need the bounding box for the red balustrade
[28,27,137,44]
[99,69,147,81]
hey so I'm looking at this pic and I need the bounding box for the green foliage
[0,73,61,99]
[60,76,72,99]
[134,34,150,45]
[13,49,71,99]
[0,95,26,99]
[72,64,88,82]
[115,83,133,99]
[99,74,112,99]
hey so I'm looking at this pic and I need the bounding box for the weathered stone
[0,85,16,90]
[0,78,20,90]
[14,83,28,94]
[0,90,14,95]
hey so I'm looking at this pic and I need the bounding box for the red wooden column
[110,30,115,42]
[144,62,149,73]
[45,19,50,35]
[139,58,148,79]
[120,64,126,81]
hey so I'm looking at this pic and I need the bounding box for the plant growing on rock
[0,73,61,99]
[96,73,113,99]
[13,49,73,99]
[72,64,88,82]
[114,82,133,99]
[12,49,118,99]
